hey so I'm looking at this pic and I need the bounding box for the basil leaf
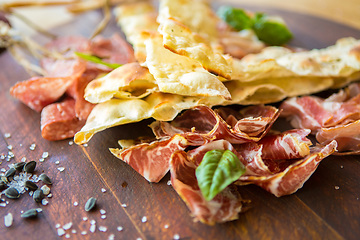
[196,149,245,201]
[74,52,122,69]
[217,6,253,31]
[253,13,293,46]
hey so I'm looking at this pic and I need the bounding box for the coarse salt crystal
[108,234,115,240]
[141,216,147,223]
[29,144,36,150]
[101,188,106,193]
[98,226,107,232]
[167,180,171,185]
[57,167,65,172]
[164,224,169,229]
[55,223,61,228]
[7,145,13,150]
[57,228,65,236]
[63,222,73,230]
[47,193,53,198]
[335,186,340,190]
[101,215,107,219]
[173,234,180,240]
[74,201,78,206]
[36,208,43,213]
[42,199,49,206]
[39,158,45,162]
[89,224,96,233]
[4,213,13,227]
[55,161,60,165]
[4,133,11,138]
[21,157,26,162]
[81,231,87,235]
[71,229,77,234]
[121,203,127,208]
[90,219,96,225]
[65,234,70,239]
[83,217,88,221]
[0,202,7,207]
[68,141,74,146]
[42,152,49,158]
[117,226,123,231]
[100,209,106,214]
[41,185,51,195]
[340,165,344,169]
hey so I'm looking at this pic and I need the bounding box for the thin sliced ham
[238,140,338,197]
[110,135,190,182]
[280,82,360,154]
[151,105,280,144]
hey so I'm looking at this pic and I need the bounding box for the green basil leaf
[196,149,245,201]
[74,52,122,69]
[253,13,293,46]
[217,6,253,31]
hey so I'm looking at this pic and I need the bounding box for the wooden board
[1,4,360,240]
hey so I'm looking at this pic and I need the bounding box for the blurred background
[1,0,359,36]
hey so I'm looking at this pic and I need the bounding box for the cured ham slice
[238,140,337,197]
[151,105,280,144]
[280,82,360,153]
[41,98,86,141]
[110,135,190,182]
[170,150,244,225]
[316,120,360,154]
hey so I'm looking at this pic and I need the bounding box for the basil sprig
[196,149,245,201]
[74,52,122,69]
[217,6,293,46]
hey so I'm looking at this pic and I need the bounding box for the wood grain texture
[0,4,360,240]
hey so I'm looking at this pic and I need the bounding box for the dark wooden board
[1,4,360,240]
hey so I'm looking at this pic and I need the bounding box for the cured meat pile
[280,82,360,155]
[10,34,135,140]
[110,105,338,225]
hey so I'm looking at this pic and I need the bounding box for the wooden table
[1,2,360,240]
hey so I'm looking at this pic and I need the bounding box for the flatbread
[84,62,157,103]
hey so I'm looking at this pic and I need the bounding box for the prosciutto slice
[110,135,190,182]
[151,105,280,144]
[280,82,360,153]
[238,140,337,197]
[170,150,244,225]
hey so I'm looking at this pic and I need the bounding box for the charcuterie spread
[5,0,360,225]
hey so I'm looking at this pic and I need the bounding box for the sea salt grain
[98,226,107,232]
[55,161,60,165]
[101,188,106,193]
[71,229,77,234]
[4,213,13,227]
[81,231,87,235]
[167,180,171,185]
[89,224,96,233]
[42,152,49,158]
[63,222,73,230]
[117,226,123,231]
[0,202,7,207]
[121,203,127,208]
[55,223,61,228]
[101,215,107,219]
[164,224,169,229]
[57,228,65,237]
[65,234,70,239]
[141,216,147,223]
[83,217,88,221]
[57,167,65,172]
[108,234,115,240]
[335,186,340,190]
[29,144,36,151]
[42,199,49,206]
[7,145,13,150]
[68,141,74,146]
[100,209,106,214]
[41,185,51,195]
[4,133,11,138]
[173,234,180,240]
[74,201,78,206]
